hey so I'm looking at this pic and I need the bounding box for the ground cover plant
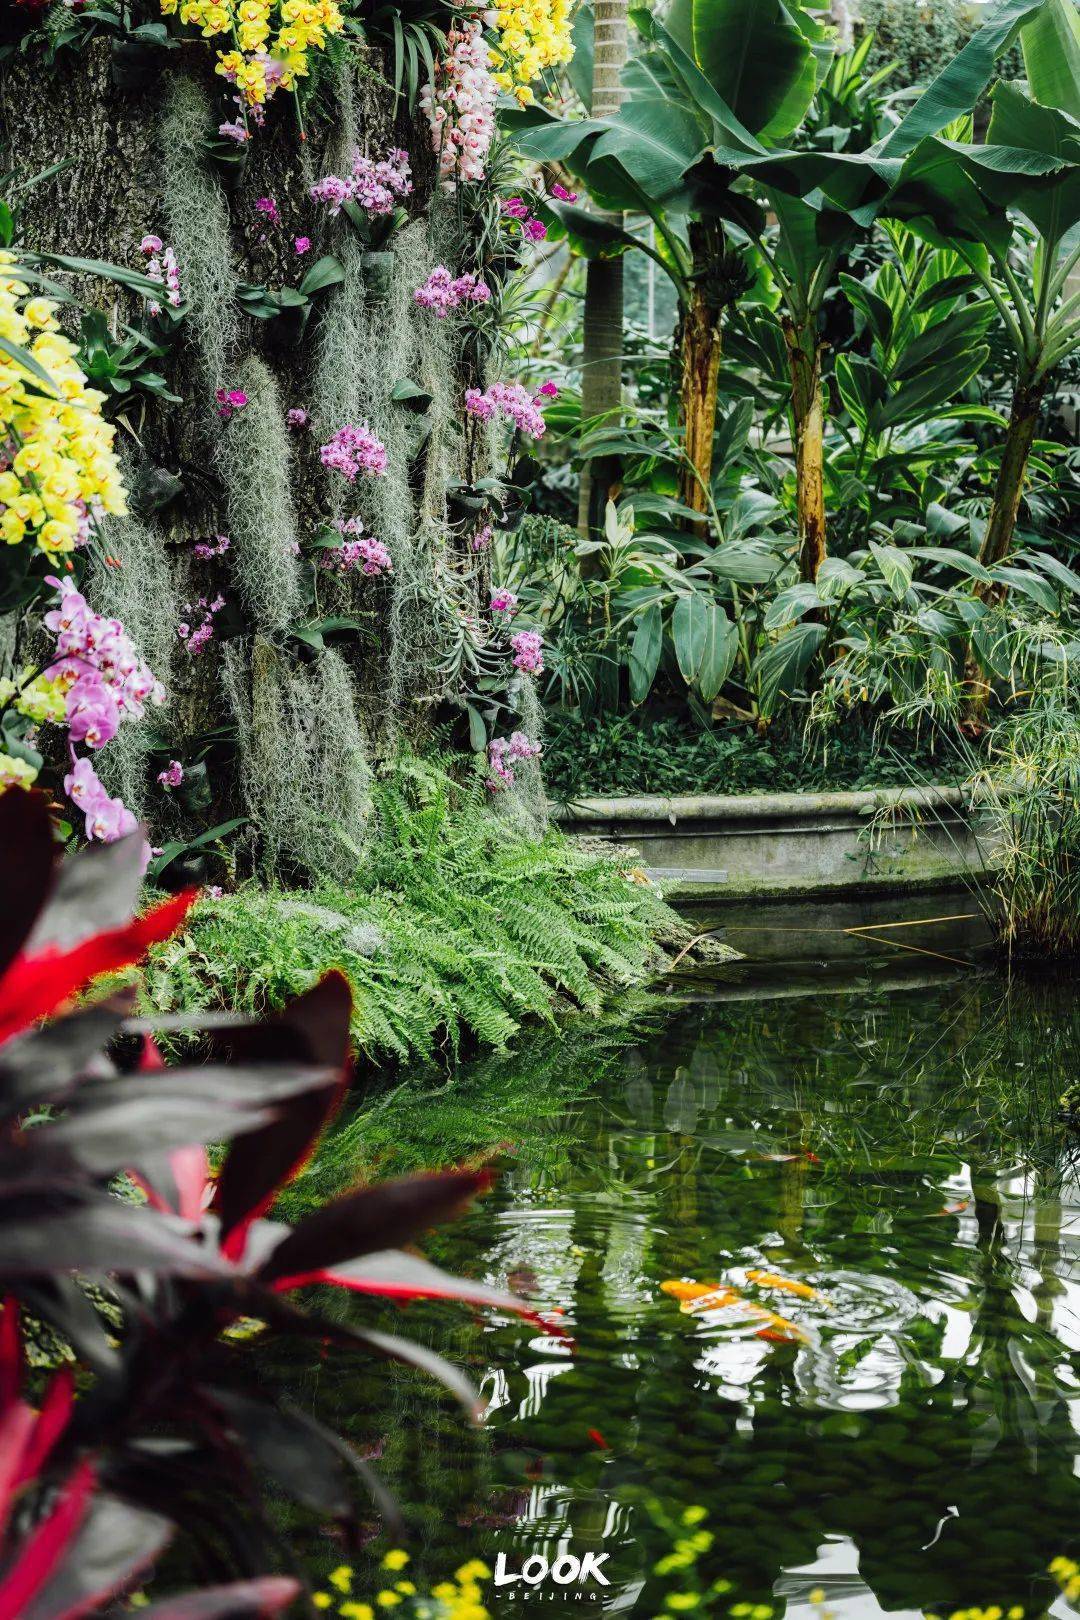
[144,754,689,1064]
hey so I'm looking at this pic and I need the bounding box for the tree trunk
[976,376,1046,578]
[784,318,826,582]
[577,0,629,541]
[678,283,723,520]
[963,375,1046,723]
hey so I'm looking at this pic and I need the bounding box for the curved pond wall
[554,785,995,901]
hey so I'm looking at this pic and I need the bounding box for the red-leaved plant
[0,789,546,1617]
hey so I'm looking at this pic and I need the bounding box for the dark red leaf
[271,1247,563,1336]
[12,1368,75,1492]
[24,829,147,955]
[0,790,58,982]
[0,1298,20,1411]
[0,1459,95,1620]
[135,1578,301,1619]
[19,1487,173,1620]
[257,1168,492,1285]
[211,974,353,1257]
[0,890,198,1047]
[0,1200,236,1281]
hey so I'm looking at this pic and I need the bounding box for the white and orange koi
[660,1278,809,1342]
[745,1269,830,1305]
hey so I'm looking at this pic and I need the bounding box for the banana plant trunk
[678,283,723,520]
[963,375,1046,721]
[976,376,1046,577]
[783,318,827,582]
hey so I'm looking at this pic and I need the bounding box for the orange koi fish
[661,1280,741,1312]
[745,1269,830,1305]
[661,1280,809,1342]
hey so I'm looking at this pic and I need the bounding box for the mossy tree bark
[1,42,482,878]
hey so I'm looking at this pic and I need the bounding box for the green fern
[144,754,688,1066]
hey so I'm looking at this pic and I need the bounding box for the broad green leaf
[689,0,817,139]
[590,97,708,197]
[869,540,913,597]
[629,601,664,703]
[755,621,826,716]
[989,563,1060,610]
[764,581,822,630]
[697,604,739,701]
[908,545,992,582]
[672,593,708,683]
[1022,0,1080,119]
[877,0,1051,160]
[1018,548,1080,595]
[879,345,989,428]
[299,255,346,296]
[568,2,594,111]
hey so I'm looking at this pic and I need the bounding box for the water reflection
[271,972,1080,1616]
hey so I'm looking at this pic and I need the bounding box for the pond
[266,955,1080,1618]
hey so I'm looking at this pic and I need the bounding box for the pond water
[269,959,1080,1618]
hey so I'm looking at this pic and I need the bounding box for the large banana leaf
[670,0,820,140]
[1021,0,1080,119]
[877,0,1054,158]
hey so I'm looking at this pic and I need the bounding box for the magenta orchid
[414,266,491,318]
[320,422,389,481]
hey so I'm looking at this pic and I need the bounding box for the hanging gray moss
[223,638,373,881]
[217,354,304,631]
[159,75,239,408]
[90,500,180,820]
[503,673,549,837]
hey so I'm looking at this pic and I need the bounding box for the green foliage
[144,755,685,1065]
[965,684,1080,958]
[542,710,952,799]
[858,0,973,89]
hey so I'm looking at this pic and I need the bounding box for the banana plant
[704,0,1078,580]
[509,0,830,520]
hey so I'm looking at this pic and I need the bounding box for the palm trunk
[577,0,629,541]
[784,319,826,581]
[678,284,723,518]
[963,375,1046,722]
